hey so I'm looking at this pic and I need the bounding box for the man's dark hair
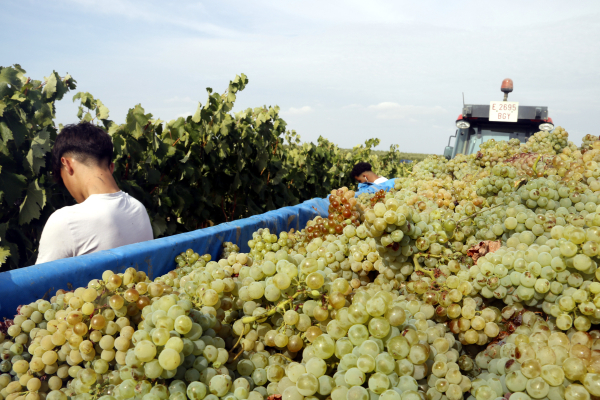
[51,122,114,184]
[350,162,372,180]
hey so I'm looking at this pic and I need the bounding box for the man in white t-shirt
[36,122,153,264]
[350,162,388,185]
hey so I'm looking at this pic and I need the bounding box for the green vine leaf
[0,172,27,206]
[26,128,51,174]
[96,99,110,120]
[19,180,46,225]
[43,72,57,99]
[0,67,22,88]
[0,122,13,142]
[0,246,10,266]
[151,217,168,238]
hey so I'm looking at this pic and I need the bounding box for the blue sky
[3,0,600,153]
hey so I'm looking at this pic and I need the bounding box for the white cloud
[367,103,448,120]
[285,106,313,115]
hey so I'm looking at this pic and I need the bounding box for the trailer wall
[0,198,329,318]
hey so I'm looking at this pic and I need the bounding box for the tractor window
[464,125,534,155]
[466,133,488,155]
[453,128,472,156]
[479,127,529,141]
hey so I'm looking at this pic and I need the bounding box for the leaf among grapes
[467,240,502,263]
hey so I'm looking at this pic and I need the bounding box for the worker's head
[51,122,114,198]
[350,162,378,183]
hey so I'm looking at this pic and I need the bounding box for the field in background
[341,148,434,162]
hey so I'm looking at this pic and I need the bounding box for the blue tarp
[355,178,397,196]
[0,197,329,319]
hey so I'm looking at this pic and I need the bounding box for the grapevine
[0,65,418,272]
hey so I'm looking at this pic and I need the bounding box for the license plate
[489,101,519,122]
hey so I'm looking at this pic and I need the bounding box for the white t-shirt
[373,177,388,184]
[36,191,153,264]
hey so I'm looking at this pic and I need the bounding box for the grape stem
[241,290,306,324]
[412,255,435,279]
[412,254,453,291]
[229,330,245,354]
[456,204,503,225]
[232,346,244,361]
[414,252,456,263]
[279,354,294,363]
[532,154,542,174]
[230,290,308,355]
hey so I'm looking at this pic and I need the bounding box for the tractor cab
[444,79,554,159]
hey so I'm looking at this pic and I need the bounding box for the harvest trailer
[443,79,555,159]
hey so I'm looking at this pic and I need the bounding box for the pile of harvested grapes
[2,126,600,400]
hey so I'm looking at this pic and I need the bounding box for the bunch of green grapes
[276,288,474,400]
[469,137,532,170]
[165,245,360,399]
[472,309,600,400]
[223,244,358,356]
[247,228,296,262]
[476,137,523,165]
[0,267,159,400]
[409,155,450,180]
[580,134,600,151]
[404,264,502,347]
[394,170,486,210]
[523,126,572,154]
[445,153,485,181]
[221,243,240,260]
[356,191,375,209]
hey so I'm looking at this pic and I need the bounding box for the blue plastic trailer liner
[0,197,329,319]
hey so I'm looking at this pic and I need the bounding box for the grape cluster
[472,309,600,400]
[221,243,240,260]
[301,189,362,244]
[368,190,387,208]
[580,134,600,151]
[523,127,572,154]
[247,229,296,262]
[327,187,361,228]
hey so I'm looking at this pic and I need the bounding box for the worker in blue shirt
[350,162,388,185]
